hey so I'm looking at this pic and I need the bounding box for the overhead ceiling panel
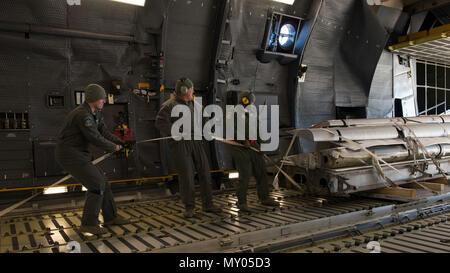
[389,24,450,64]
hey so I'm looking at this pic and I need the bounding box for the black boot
[237,203,252,212]
[184,208,194,218]
[261,198,279,206]
[203,204,222,213]
[79,225,108,235]
[104,215,131,225]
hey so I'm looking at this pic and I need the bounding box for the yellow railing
[389,23,450,51]
[0,169,236,193]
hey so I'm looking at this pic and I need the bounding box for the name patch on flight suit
[84,118,94,127]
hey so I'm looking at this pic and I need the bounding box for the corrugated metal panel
[0,0,67,27]
[0,131,34,188]
[431,3,450,25]
[164,0,218,90]
[0,0,169,187]
[367,50,394,118]
[67,0,137,36]
[297,0,389,152]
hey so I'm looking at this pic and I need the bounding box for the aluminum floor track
[292,212,450,253]
[0,189,393,253]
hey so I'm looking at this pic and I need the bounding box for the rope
[392,121,443,195]
[272,132,298,190]
[136,136,173,144]
[211,136,304,192]
[0,136,175,218]
[319,128,398,187]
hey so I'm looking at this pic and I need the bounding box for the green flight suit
[55,102,124,226]
[230,111,270,205]
[155,96,214,210]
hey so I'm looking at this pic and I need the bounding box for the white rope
[211,136,304,192]
[272,132,297,190]
[0,136,174,218]
[0,153,114,218]
[320,128,399,187]
[136,136,173,144]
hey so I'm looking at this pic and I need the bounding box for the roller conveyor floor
[0,188,394,253]
[291,212,450,253]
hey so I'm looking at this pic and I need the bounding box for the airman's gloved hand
[112,145,124,157]
[115,145,122,152]
[124,140,136,149]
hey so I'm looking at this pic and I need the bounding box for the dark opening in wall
[335,107,367,119]
[394,98,403,117]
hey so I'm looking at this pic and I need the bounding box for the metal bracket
[337,175,357,192]
[375,222,385,229]
[219,236,234,247]
[399,215,411,224]
[346,226,362,236]
[417,208,426,219]
[364,209,374,217]
[409,165,432,177]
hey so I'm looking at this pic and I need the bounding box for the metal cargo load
[282,115,450,195]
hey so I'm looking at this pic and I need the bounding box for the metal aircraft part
[293,123,450,142]
[317,115,450,128]
[325,157,450,193]
[336,137,450,151]
[282,156,450,195]
[304,144,450,169]
[284,116,450,195]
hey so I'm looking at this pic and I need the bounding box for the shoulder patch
[83,117,94,127]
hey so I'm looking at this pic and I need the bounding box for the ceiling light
[228,172,239,179]
[110,0,146,7]
[279,23,296,50]
[44,186,68,195]
[272,0,295,5]
[82,186,87,192]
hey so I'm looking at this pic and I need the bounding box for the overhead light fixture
[110,0,146,7]
[257,12,303,64]
[228,172,239,179]
[44,186,68,195]
[272,0,295,5]
[279,23,296,50]
[82,186,87,192]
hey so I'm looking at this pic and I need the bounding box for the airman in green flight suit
[231,91,279,212]
[55,84,132,235]
[155,77,221,218]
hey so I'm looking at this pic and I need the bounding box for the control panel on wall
[74,90,85,106]
[1,112,29,130]
[47,90,65,109]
